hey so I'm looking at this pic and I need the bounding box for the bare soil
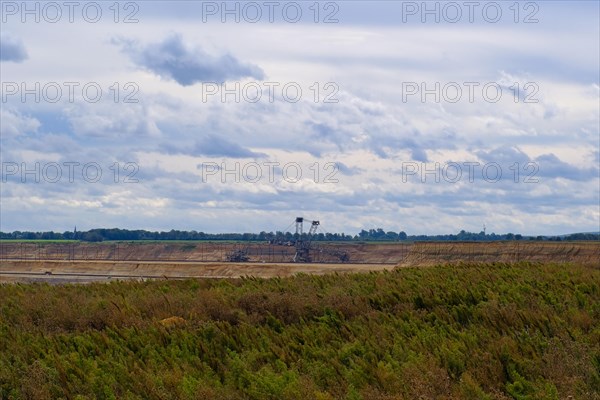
[1,241,597,283]
[397,241,600,266]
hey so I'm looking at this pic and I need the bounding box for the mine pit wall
[0,241,598,266]
[0,242,412,264]
[398,241,600,267]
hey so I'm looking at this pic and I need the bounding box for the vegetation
[1,262,599,399]
[2,228,599,242]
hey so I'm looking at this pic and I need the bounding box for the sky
[0,0,599,236]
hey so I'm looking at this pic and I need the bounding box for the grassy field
[0,262,598,399]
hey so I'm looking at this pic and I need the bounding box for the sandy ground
[0,259,393,283]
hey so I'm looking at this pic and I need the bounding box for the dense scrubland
[0,262,598,399]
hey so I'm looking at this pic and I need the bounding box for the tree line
[1,228,598,242]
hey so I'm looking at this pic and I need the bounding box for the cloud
[115,33,264,85]
[475,146,531,166]
[163,135,266,158]
[194,135,266,158]
[476,146,598,182]
[64,101,160,140]
[336,162,363,176]
[0,33,28,62]
[535,153,599,182]
[1,6,598,236]
[0,108,40,137]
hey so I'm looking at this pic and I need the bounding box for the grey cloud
[305,122,345,155]
[115,34,264,85]
[476,146,598,182]
[194,135,266,158]
[410,147,428,162]
[163,135,266,158]
[132,165,202,186]
[336,162,363,176]
[369,135,431,162]
[535,153,598,182]
[0,34,28,62]
[475,146,531,165]
[305,116,435,162]
[309,122,337,141]
[381,177,595,211]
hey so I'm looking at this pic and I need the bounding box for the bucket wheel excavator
[226,217,349,263]
[292,217,349,263]
[293,217,320,262]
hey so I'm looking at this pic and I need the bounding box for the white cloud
[0,108,40,137]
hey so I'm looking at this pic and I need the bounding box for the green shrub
[0,262,598,399]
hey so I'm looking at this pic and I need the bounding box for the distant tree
[81,232,103,242]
